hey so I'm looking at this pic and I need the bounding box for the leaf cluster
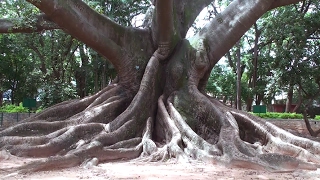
[85,0,150,26]
[205,0,320,108]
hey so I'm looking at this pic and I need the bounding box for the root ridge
[1,77,320,173]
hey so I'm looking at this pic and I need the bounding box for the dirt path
[1,151,320,180]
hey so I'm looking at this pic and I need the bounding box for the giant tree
[1,0,320,173]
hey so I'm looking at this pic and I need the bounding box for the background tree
[25,30,79,107]
[263,0,320,112]
[206,63,236,105]
[1,0,320,173]
[0,34,39,105]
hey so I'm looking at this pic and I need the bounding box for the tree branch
[150,0,212,44]
[176,0,212,37]
[200,0,275,66]
[25,0,136,71]
[200,0,303,67]
[155,0,173,59]
[269,0,304,10]
[0,14,59,33]
[198,0,304,67]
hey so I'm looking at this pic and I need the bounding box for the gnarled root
[24,84,124,123]
[144,86,320,172]
[0,49,164,174]
[0,83,145,172]
[2,50,320,174]
[2,82,320,173]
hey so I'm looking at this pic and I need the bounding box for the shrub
[0,103,29,113]
[315,115,320,121]
[36,108,43,113]
[253,112,303,119]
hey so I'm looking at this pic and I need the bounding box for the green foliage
[206,63,236,101]
[0,103,29,113]
[0,33,40,104]
[38,81,78,108]
[206,0,320,109]
[85,0,149,26]
[1,0,144,108]
[35,107,43,113]
[315,115,320,120]
[0,0,41,31]
[263,1,320,103]
[1,0,320,112]
[254,112,303,119]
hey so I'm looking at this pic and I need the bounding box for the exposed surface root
[0,121,66,137]
[0,50,165,173]
[2,51,320,173]
[2,82,320,173]
[23,84,130,124]
[154,95,189,162]
[0,83,145,171]
[147,86,320,172]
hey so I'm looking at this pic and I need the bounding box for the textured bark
[2,0,316,175]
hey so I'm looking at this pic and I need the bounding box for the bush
[0,103,29,113]
[315,115,320,121]
[253,112,303,119]
[36,108,43,113]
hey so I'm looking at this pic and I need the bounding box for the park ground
[1,119,320,180]
[1,154,320,180]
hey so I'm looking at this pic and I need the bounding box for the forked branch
[201,0,304,66]
[25,0,133,70]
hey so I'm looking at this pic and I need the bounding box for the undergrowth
[0,103,29,113]
[254,112,304,119]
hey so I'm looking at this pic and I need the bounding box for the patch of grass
[253,112,303,119]
[314,115,320,121]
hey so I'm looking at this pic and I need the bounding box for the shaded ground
[1,119,320,179]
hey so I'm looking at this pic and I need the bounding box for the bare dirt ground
[1,120,320,180]
[1,150,320,180]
